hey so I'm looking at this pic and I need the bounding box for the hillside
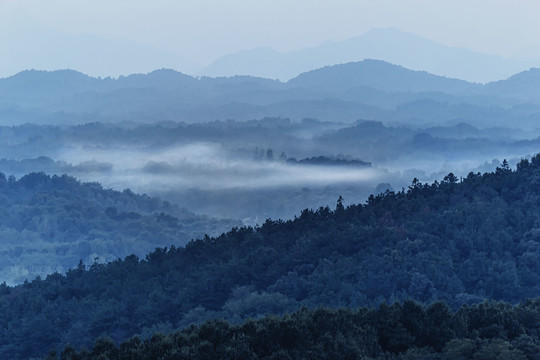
[2,63,540,127]
[484,68,540,101]
[287,59,476,94]
[0,156,539,358]
[0,172,240,284]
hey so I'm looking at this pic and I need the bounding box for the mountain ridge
[287,59,478,94]
[1,60,540,126]
[5,59,538,96]
[201,28,539,83]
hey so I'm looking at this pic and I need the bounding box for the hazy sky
[1,0,540,77]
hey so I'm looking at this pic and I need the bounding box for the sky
[1,0,540,77]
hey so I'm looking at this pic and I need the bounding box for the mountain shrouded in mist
[2,60,540,128]
[200,28,539,83]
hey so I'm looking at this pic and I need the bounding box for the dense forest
[0,172,239,284]
[46,300,540,360]
[0,155,538,358]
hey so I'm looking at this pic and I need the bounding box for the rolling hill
[2,61,540,127]
[0,172,240,285]
[0,156,538,358]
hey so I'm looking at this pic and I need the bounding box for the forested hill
[2,157,540,358]
[0,172,240,284]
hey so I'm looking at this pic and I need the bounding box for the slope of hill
[286,59,477,94]
[0,172,240,285]
[0,156,539,358]
[484,68,540,101]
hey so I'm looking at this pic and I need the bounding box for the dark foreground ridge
[48,300,539,360]
[1,156,540,358]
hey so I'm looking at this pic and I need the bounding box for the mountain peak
[287,59,474,94]
[484,67,540,100]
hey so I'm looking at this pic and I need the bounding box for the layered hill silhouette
[0,11,199,79]
[2,60,540,127]
[200,28,538,83]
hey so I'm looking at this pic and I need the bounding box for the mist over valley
[0,62,539,283]
[1,3,540,356]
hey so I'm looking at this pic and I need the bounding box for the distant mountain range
[200,28,540,83]
[2,60,540,128]
[3,20,540,85]
[0,11,199,79]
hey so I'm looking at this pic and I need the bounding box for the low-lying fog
[0,120,534,224]
[48,142,519,224]
[58,143,379,190]
[50,143,380,223]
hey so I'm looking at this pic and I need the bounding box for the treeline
[289,155,371,167]
[1,156,540,358]
[46,300,539,360]
[253,148,371,167]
